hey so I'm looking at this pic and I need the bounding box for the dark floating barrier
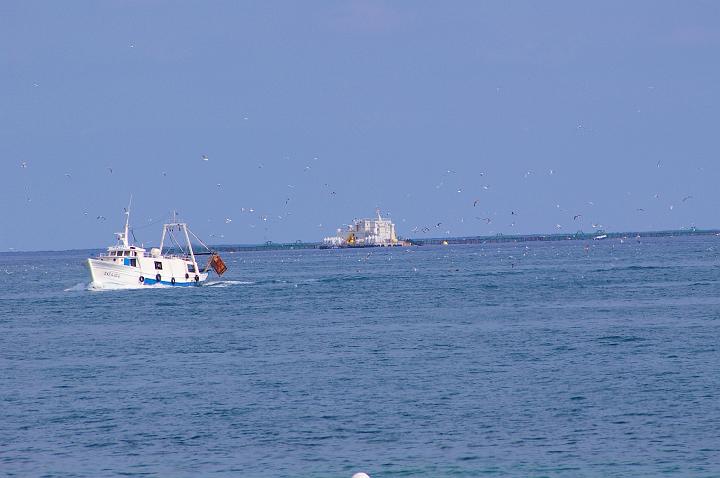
[206,228,720,252]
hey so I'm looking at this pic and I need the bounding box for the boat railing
[161,254,191,260]
[100,251,193,261]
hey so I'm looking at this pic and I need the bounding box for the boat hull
[87,258,208,288]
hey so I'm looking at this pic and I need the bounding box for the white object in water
[352,473,370,478]
[323,208,402,247]
[87,200,225,288]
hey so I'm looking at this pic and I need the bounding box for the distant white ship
[87,201,226,288]
[323,209,407,248]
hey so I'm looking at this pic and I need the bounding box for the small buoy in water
[352,474,370,478]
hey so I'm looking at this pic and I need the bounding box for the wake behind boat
[87,202,226,288]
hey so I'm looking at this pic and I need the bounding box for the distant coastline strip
[5,229,718,254]
[211,228,720,252]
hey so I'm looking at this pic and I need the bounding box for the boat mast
[123,195,132,247]
[159,210,180,253]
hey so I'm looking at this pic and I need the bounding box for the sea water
[2,236,720,477]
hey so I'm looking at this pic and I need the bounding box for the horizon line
[2,227,718,254]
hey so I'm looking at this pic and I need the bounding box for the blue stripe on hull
[142,278,201,287]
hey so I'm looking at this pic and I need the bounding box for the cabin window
[187,264,196,273]
[109,251,116,256]
[129,258,137,267]
[154,261,163,270]
[124,251,130,256]
[132,251,137,256]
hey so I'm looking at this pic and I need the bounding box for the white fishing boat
[87,202,226,288]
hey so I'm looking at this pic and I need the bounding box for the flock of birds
[16,68,700,245]
[403,160,697,239]
[16,149,700,245]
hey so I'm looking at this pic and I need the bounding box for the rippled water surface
[2,236,720,477]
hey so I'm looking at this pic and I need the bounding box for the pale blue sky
[2,1,719,250]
